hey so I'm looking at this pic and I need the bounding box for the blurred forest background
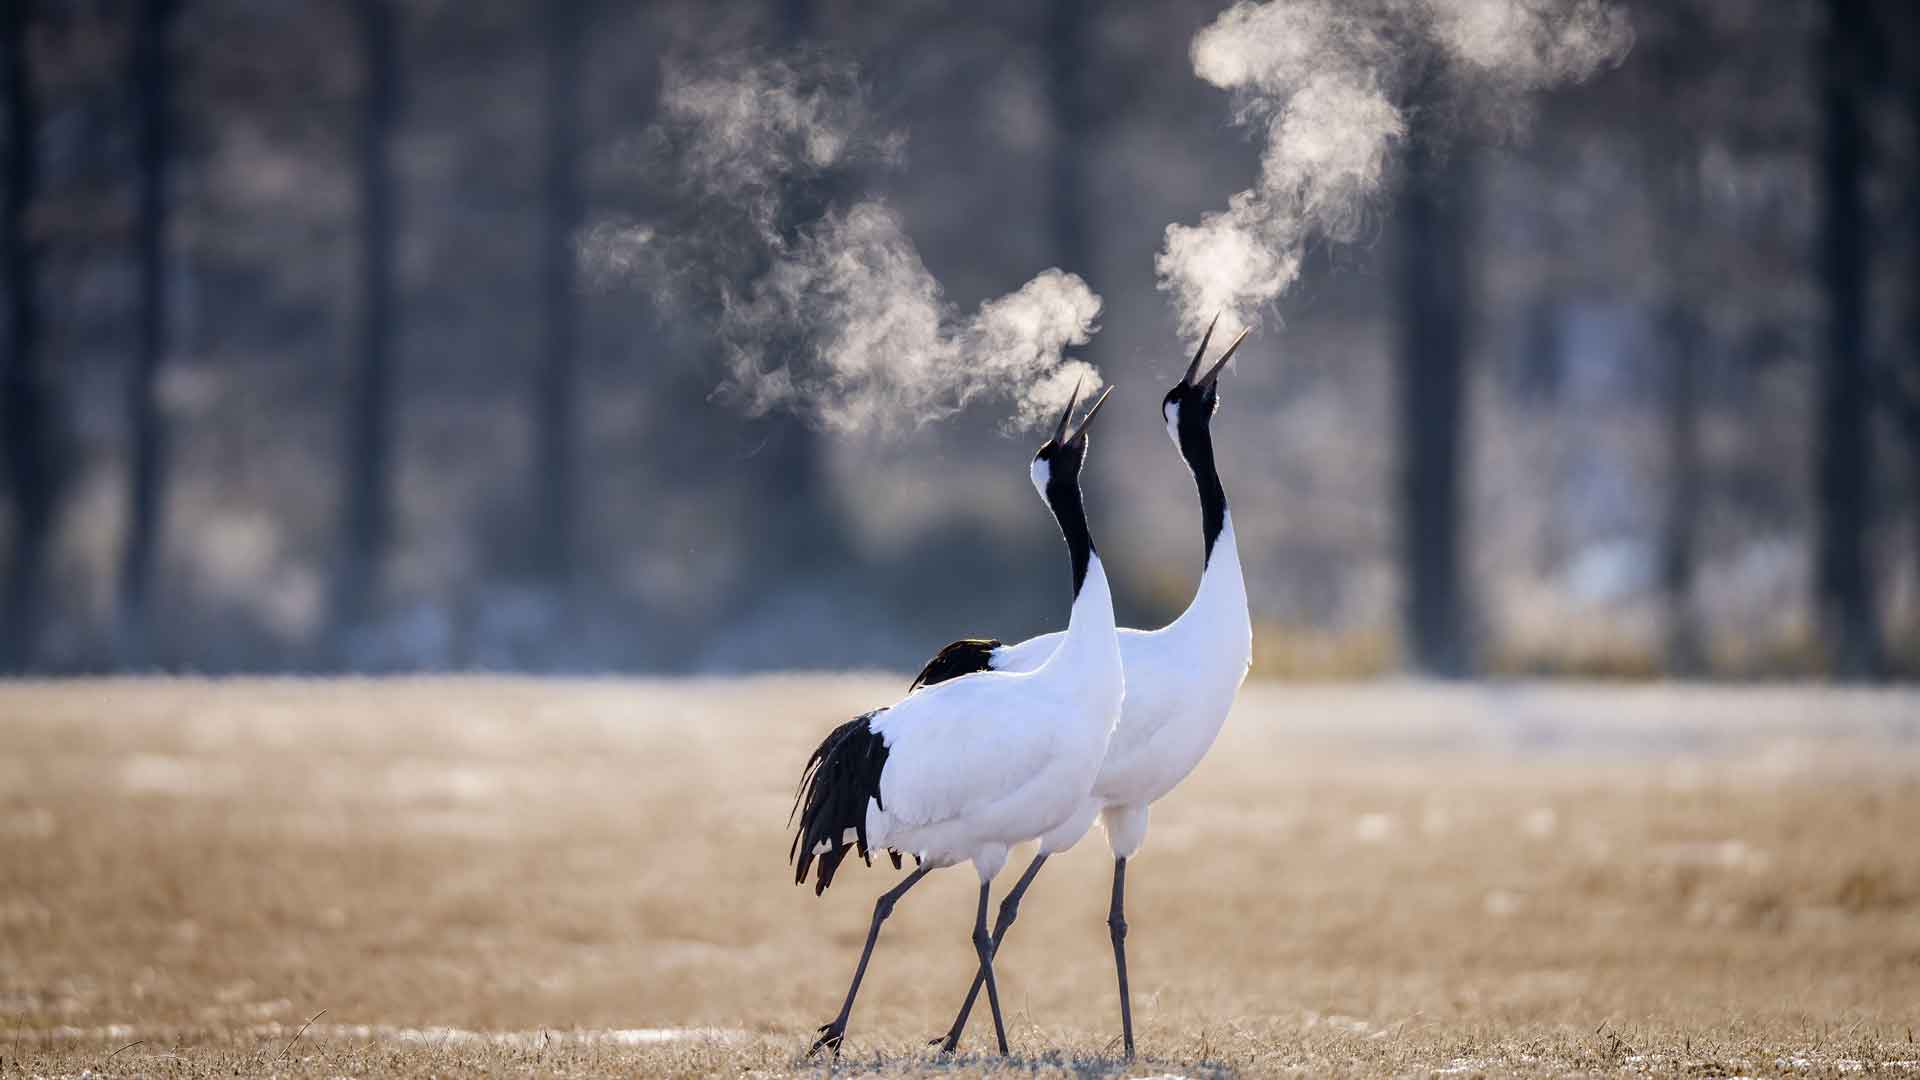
[2,0,1918,679]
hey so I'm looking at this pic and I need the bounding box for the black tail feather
[790,709,891,895]
[909,638,1001,692]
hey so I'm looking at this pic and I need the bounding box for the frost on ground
[2,678,1917,1078]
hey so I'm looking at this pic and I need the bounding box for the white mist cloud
[720,203,1102,434]
[1157,0,1632,343]
[587,53,1101,436]
[658,55,904,230]
[1428,0,1634,88]
[578,222,656,282]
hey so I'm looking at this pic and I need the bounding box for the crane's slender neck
[1177,414,1228,564]
[1176,468,1249,647]
[1057,519,1117,672]
[1045,467,1096,597]
[1164,399,1248,647]
[1035,455,1118,670]
[1064,549,1116,647]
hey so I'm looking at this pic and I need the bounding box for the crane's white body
[986,514,1249,858]
[793,386,1123,1062]
[867,467,1124,882]
[912,330,1253,1061]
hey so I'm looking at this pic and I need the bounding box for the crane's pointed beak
[1183,313,1221,386]
[1197,327,1251,388]
[1053,375,1084,444]
[1067,385,1115,443]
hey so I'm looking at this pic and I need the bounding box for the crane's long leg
[1108,856,1135,1059]
[930,852,1048,1054]
[807,865,932,1059]
[970,878,1012,1055]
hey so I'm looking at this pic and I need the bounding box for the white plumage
[867,560,1123,879]
[983,518,1249,854]
[926,321,1254,1060]
[789,383,1123,1060]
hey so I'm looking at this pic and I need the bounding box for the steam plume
[1157,0,1633,342]
[721,203,1101,432]
[588,53,1101,435]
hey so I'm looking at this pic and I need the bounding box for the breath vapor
[1157,0,1633,344]
[585,54,1103,436]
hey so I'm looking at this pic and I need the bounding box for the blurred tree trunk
[1813,0,1884,679]
[1904,37,1920,661]
[1643,13,1710,679]
[117,0,173,668]
[1659,303,1705,676]
[1910,38,1920,655]
[533,0,581,632]
[1903,365,1920,660]
[1394,107,1473,678]
[735,0,842,589]
[332,0,398,664]
[1048,0,1131,613]
[1048,0,1089,285]
[2,0,49,673]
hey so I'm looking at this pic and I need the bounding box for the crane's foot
[928,1030,962,1055]
[807,1019,846,1059]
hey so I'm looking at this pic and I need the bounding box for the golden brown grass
[2,677,1918,1077]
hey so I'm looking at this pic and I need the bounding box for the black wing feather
[789,709,891,895]
[908,638,1002,692]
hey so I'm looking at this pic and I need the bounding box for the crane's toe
[807,1020,846,1058]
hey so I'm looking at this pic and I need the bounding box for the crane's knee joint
[1108,915,1127,941]
[972,926,994,956]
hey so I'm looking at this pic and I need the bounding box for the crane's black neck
[1175,409,1228,564]
[1044,465,1096,596]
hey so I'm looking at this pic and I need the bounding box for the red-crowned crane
[914,320,1254,1059]
[789,381,1124,1059]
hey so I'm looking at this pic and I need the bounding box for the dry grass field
[2,677,1918,1078]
